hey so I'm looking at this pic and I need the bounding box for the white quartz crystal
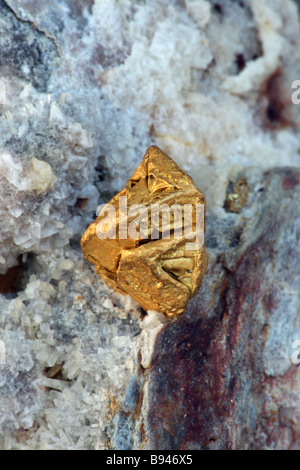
[0,0,300,450]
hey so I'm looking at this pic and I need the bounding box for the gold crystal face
[81,146,208,317]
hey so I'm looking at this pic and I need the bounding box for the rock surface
[146,167,300,450]
[0,0,299,450]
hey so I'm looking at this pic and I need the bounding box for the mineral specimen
[1,0,300,451]
[226,178,251,213]
[81,146,208,317]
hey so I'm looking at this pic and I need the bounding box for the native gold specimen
[81,146,208,317]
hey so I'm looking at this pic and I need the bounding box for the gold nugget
[81,146,208,317]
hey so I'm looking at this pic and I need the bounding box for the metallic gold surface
[81,146,208,317]
[226,177,251,213]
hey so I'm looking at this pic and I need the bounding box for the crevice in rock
[0,253,34,298]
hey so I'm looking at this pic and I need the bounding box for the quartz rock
[0,0,299,450]
[144,167,300,450]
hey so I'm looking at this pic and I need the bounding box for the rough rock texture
[0,0,300,450]
[146,168,300,450]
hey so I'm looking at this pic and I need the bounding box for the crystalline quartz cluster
[0,0,300,451]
